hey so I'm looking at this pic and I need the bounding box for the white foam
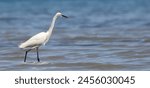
[23,62,50,65]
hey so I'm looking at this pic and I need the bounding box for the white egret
[19,12,68,62]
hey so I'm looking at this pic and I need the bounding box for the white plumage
[19,32,47,49]
[19,12,68,62]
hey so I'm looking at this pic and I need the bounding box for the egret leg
[36,47,40,62]
[24,49,31,62]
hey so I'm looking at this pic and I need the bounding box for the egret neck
[46,14,58,43]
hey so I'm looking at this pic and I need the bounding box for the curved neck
[46,14,58,34]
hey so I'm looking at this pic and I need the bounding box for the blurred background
[0,0,150,70]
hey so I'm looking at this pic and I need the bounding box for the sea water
[0,0,150,70]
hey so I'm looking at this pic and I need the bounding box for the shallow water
[0,0,150,70]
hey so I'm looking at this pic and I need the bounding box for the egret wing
[19,32,47,49]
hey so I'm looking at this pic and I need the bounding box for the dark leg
[24,51,28,62]
[24,49,31,62]
[36,47,40,62]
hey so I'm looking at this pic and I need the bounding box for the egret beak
[62,15,68,18]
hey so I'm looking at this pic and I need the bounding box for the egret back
[19,32,47,49]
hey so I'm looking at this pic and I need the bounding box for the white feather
[19,32,47,49]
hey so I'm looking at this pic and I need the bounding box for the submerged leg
[36,47,40,62]
[24,49,31,62]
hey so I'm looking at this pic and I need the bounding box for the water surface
[0,0,150,70]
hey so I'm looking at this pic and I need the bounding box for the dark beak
[62,15,68,18]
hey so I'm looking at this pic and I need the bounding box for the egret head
[56,12,68,18]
